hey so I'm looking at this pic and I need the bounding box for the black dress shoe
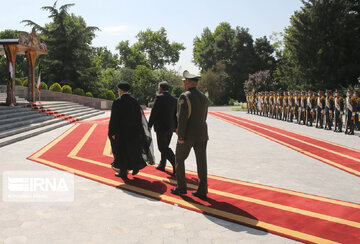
[170,188,187,195]
[115,172,128,181]
[192,191,207,201]
[156,164,166,172]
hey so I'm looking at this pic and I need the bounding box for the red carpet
[27,118,360,243]
[210,112,360,177]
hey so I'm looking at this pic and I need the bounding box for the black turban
[117,82,131,91]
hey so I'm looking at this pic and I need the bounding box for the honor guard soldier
[282,91,288,121]
[299,91,307,125]
[294,91,301,122]
[272,91,277,118]
[253,91,257,114]
[355,90,360,131]
[315,90,325,128]
[246,93,250,113]
[306,91,316,126]
[344,89,356,135]
[277,91,283,120]
[259,92,264,116]
[264,91,270,117]
[324,90,334,130]
[287,91,294,122]
[334,89,344,132]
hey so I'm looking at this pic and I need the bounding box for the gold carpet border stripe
[64,125,360,229]
[217,112,360,153]
[216,112,360,164]
[27,155,339,244]
[211,113,360,177]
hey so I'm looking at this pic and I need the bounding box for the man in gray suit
[171,70,209,201]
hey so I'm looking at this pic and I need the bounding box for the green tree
[193,22,272,102]
[22,1,99,92]
[171,85,184,98]
[116,27,185,70]
[277,0,360,90]
[91,47,119,70]
[132,65,156,104]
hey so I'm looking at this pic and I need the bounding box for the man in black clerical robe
[148,81,177,175]
[108,82,154,180]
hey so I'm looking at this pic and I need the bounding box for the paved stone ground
[0,107,359,244]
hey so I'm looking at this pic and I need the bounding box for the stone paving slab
[1,108,359,243]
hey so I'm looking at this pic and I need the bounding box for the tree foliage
[22,1,99,91]
[116,27,185,70]
[276,0,360,90]
[193,22,275,103]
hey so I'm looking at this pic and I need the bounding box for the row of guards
[246,89,360,135]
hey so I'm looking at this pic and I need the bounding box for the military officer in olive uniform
[334,89,344,132]
[171,70,209,201]
[315,90,325,128]
[306,91,316,126]
[344,89,356,135]
[324,90,334,130]
[355,90,360,131]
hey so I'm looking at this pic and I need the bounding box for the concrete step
[0,120,70,148]
[0,109,40,120]
[0,117,63,139]
[77,111,105,121]
[0,106,31,115]
[58,108,100,117]
[0,113,49,126]
[52,106,95,114]
[36,102,81,109]
[66,109,104,119]
[0,115,53,132]
[0,99,105,147]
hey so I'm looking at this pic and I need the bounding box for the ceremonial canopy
[0,28,47,105]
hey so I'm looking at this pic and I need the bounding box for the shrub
[23,80,28,87]
[73,88,85,96]
[147,101,154,108]
[171,85,184,98]
[98,92,107,99]
[49,82,62,92]
[62,85,72,94]
[228,98,236,106]
[85,92,93,97]
[15,78,23,86]
[40,82,48,90]
[106,90,116,101]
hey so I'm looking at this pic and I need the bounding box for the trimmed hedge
[85,91,93,97]
[106,90,116,101]
[62,85,72,94]
[73,88,85,96]
[15,78,23,86]
[98,92,107,99]
[49,82,62,92]
[40,82,48,90]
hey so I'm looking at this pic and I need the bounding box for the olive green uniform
[176,87,209,195]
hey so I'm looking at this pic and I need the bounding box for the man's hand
[178,139,184,144]
[112,135,115,140]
